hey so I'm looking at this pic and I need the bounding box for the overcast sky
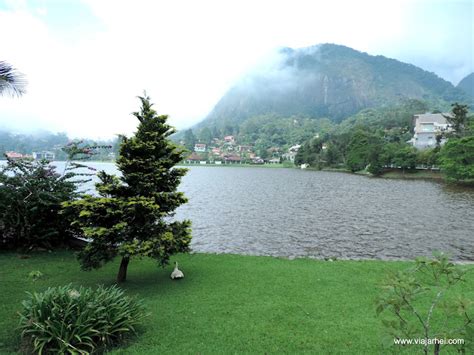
[0,0,472,138]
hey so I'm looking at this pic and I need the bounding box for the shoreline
[19,160,468,185]
[6,248,472,265]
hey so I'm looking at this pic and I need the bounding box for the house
[289,144,301,153]
[32,151,55,160]
[410,113,452,149]
[185,152,202,163]
[211,147,221,155]
[5,151,26,159]
[224,135,235,144]
[194,143,206,152]
[224,154,241,163]
[283,144,301,162]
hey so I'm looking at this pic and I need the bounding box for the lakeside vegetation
[1,251,473,354]
[296,102,474,184]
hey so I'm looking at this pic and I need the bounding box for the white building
[410,113,452,149]
[194,143,206,152]
[33,151,55,160]
[282,144,301,162]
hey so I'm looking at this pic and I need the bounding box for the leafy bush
[440,136,474,183]
[19,284,146,354]
[0,158,77,250]
[377,253,473,354]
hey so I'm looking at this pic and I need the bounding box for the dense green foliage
[0,158,76,250]
[346,131,382,172]
[293,101,474,182]
[238,115,333,156]
[65,94,192,282]
[438,103,474,183]
[1,251,473,354]
[443,102,470,137]
[19,284,146,354]
[377,253,473,354]
[440,136,474,182]
[295,100,429,173]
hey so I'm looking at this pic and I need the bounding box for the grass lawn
[0,251,472,354]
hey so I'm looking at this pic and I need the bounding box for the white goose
[170,261,184,280]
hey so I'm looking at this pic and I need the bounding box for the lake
[4,161,474,261]
[175,166,474,262]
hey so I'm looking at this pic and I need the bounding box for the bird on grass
[170,261,184,280]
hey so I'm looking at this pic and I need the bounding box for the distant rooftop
[414,113,451,124]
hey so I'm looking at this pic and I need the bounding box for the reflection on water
[3,161,473,261]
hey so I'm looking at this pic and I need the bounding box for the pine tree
[65,94,192,282]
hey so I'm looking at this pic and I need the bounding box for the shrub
[376,253,473,354]
[19,284,146,354]
[0,158,76,250]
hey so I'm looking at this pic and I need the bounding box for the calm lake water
[4,161,474,261]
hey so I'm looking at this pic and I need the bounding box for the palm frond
[0,61,27,97]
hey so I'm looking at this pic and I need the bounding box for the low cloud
[0,0,471,138]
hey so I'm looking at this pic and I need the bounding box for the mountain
[197,44,470,131]
[457,72,474,99]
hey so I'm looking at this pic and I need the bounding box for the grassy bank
[380,169,445,180]
[311,166,447,182]
[1,251,472,354]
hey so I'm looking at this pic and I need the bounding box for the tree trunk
[117,256,130,283]
[434,343,440,355]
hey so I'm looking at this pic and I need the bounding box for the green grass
[0,251,472,354]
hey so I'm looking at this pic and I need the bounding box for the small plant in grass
[376,253,473,354]
[27,270,44,281]
[19,284,147,354]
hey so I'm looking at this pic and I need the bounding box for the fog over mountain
[195,43,470,132]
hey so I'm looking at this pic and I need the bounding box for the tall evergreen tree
[65,94,192,282]
[443,102,469,137]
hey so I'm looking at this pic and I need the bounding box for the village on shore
[181,134,301,165]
